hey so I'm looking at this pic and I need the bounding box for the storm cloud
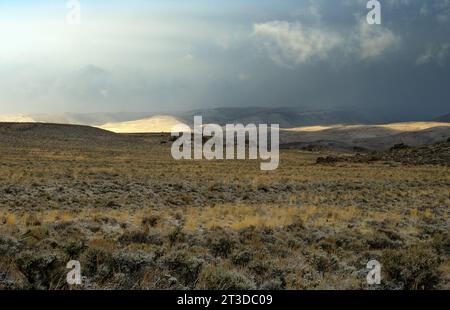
[0,0,449,121]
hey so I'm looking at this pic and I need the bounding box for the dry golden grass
[0,132,448,290]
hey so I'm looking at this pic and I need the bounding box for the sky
[0,0,449,121]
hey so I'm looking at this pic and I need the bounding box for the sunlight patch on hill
[98,115,188,133]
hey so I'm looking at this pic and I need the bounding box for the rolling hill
[280,122,450,150]
[0,122,127,149]
[0,107,376,130]
[180,107,375,128]
[98,115,188,133]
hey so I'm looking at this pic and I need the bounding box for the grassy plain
[0,126,448,289]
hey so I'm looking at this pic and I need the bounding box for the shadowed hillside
[316,138,450,166]
[181,107,374,128]
[0,123,132,149]
[280,123,450,151]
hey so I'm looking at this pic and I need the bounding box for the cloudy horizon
[1,0,449,121]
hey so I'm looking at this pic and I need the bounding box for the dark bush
[207,228,236,258]
[160,248,203,286]
[316,156,339,164]
[80,247,113,280]
[112,250,154,274]
[63,238,87,257]
[197,265,255,290]
[0,236,21,256]
[118,230,163,246]
[390,143,409,151]
[431,233,450,255]
[308,253,338,274]
[231,250,253,266]
[383,245,441,290]
[15,250,66,289]
[260,278,284,290]
[142,215,159,228]
[366,235,402,250]
[0,258,29,289]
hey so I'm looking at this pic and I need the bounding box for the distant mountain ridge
[433,113,450,123]
[180,107,375,128]
[2,108,449,132]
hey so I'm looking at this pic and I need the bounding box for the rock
[316,156,339,164]
[390,143,409,151]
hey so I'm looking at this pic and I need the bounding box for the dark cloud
[0,0,449,120]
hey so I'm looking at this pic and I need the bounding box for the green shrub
[197,265,256,290]
[118,230,163,245]
[15,250,66,289]
[80,247,113,280]
[0,258,29,289]
[207,228,236,258]
[383,245,441,290]
[63,238,87,257]
[112,250,154,274]
[431,232,450,255]
[231,250,253,266]
[160,248,203,286]
[260,278,284,290]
